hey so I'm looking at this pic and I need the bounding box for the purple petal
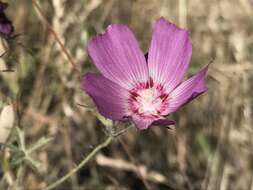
[166,65,208,114]
[148,18,192,93]
[131,116,175,130]
[87,24,148,90]
[82,73,129,120]
[131,115,155,130]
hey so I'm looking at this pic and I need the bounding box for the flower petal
[131,116,175,130]
[148,18,192,93]
[166,65,208,114]
[82,73,129,120]
[131,115,155,130]
[87,24,148,90]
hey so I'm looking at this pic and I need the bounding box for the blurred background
[0,0,253,189]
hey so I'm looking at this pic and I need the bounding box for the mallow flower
[82,18,208,130]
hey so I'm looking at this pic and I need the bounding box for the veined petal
[82,73,129,120]
[148,18,192,93]
[166,65,208,114]
[87,24,148,90]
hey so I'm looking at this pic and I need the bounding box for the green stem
[15,165,25,189]
[45,136,114,190]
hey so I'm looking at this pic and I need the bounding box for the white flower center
[128,80,169,119]
[137,88,161,114]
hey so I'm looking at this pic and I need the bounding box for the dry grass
[0,0,253,189]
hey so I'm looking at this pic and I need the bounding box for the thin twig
[46,136,114,190]
[110,125,134,137]
[32,0,81,75]
[46,123,133,190]
[112,125,133,137]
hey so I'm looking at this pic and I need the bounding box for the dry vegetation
[0,0,253,189]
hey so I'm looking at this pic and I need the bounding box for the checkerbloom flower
[82,18,208,130]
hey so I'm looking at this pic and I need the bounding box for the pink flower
[82,18,208,130]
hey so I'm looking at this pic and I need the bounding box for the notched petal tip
[86,21,148,90]
[155,17,191,34]
[148,17,192,92]
[87,24,130,47]
[87,24,130,54]
[154,17,192,47]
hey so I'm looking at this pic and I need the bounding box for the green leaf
[15,127,26,151]
[27,136,53,154]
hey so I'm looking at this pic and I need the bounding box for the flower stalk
[46,135,114,190]
[46,122,134,190]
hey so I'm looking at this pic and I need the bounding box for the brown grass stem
[32,0,81,75]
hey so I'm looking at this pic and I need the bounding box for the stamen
[128,81,169,120]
